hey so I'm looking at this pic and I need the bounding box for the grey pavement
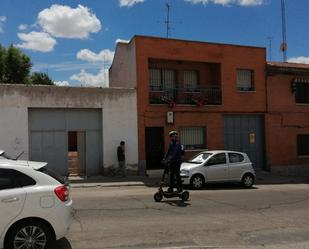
[69,169,309,188]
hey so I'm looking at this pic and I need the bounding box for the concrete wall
[0,84,138,174]
[109,40,137,88]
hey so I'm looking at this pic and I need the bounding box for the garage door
[29,109,102,176]
[223,115,265,170]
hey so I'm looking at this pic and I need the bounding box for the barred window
[149,69,161,91]
[293,78,309,104]
[149,68,175,91]
[237,69,254,91]
[184,70,198,92]
[180,127,206,150]
[297,134,309,156]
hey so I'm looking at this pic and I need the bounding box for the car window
[0,169,36,190]
[206,153,226,166]
[13,170,36,187]
[0,169,16,190]
[228,153,244,163]
[188,152,212,164]
[38,167,65,184]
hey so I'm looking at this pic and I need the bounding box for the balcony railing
[149,85,222,106]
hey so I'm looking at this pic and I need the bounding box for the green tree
[30,72,54,85]
[0,44,5,83]
[4,45,32,84]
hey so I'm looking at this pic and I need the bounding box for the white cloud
[288,56,309,64]
[119,0,145,7]
[184,0,264,6]
[18,24,28,31]
[115,38,130,44]
[54,80,70,86]
[16,31,57,52]
[38,4,101,39]
[76,49,114,63]
[70,68,109,87]
[0,16,6,32]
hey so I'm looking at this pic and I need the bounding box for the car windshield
[188,152,212,164]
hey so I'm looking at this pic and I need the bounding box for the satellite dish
[280,42,288,52]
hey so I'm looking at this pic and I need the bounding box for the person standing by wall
[117,141,126,177]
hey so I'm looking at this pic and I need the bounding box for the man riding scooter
[163,130,183,193]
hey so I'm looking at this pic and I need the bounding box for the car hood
[181,161,203,170]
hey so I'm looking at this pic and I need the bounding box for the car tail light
[54,186,69,202]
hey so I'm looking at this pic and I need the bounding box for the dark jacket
[164,140,183,162]
[117,146,125,162]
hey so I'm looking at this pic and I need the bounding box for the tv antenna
[267,36,273,61]
[280,0,287,62]
[165,2,171,38]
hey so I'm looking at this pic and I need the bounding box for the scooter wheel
[181,191,190,201]
[154,192,163,202]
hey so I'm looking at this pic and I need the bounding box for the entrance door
[145,127,164,170]
[68,131,86,176]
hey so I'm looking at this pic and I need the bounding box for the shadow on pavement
[161,199,191,207]
[55,237,72,249]
[69,169,309,189]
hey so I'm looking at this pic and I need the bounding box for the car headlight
[180,169,190,176]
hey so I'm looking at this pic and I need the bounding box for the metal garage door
[223,115,265,170]
[29,109,102,176]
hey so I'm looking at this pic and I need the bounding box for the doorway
[145,127,164,170]
[68,131,86,176]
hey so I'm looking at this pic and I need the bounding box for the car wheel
[242,174,254,188]
[190,174,205,189]
[6,220,54,249]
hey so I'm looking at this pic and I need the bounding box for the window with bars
[149,68,175,91]
[180,127,206,150]
[293,78,309,104]
[184,70,199,92]
[297,134,309,156]
[237,69,254,91]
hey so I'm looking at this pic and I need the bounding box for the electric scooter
[153,161,190,202]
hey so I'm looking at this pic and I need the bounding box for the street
[57,183,309,249]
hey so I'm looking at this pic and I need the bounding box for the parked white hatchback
[0,150,73,249]
[180,150,255,189]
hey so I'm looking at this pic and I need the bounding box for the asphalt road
[56,183,309,249]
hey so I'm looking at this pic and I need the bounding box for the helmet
[169,130,178,137]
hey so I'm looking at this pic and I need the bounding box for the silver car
[180,150,255,189]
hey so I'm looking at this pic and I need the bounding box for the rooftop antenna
[280,0,287,62]
[267,36,273,61]
[165,2,171,38]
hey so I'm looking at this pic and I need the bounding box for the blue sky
[0,0,308,87]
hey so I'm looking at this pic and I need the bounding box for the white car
[180,150,255,189]
[0,150,73,249]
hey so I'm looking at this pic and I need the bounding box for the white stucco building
[0,84,138,176]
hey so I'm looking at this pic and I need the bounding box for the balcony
[149,85,222,106]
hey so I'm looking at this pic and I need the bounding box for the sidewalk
[69,170,309,188]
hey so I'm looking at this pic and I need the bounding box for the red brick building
[110,36,267,174]
[266,62,309,175]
